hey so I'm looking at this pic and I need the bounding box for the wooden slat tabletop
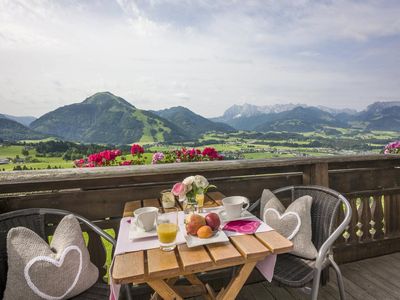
[206,241,244,265]
[113,192,293,285]
[177,244,213,272]
[147,248,180,277]
[112,251,144,282]
[123,200,142,217]
[230,235,271,260]
[255,231,294,254]
[143,198,162,208]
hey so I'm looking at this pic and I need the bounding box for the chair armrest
[39,208,116,247]
[248,198,261,213]
[73,215,116,247]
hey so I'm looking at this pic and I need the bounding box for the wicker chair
[0,208,122,300]
[248,185,351,300]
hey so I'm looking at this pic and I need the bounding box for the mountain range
[212,102,400,132]
[1,92,400,143]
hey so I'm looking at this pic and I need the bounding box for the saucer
[128,220,158,240]
[218,210,257,223]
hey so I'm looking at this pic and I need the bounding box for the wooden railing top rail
[1,154,399,183]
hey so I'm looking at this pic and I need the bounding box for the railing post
[303,163,329,187]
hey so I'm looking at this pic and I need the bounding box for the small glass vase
[195,192,205,213]
[183,196,197,215]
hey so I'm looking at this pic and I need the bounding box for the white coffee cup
[133,207,158,232]
[222,196,250,219]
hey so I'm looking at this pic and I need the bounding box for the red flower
[74,159,86,167]
[181,147,188,155]
[100,150,116,161]
[200,147,223,160]
[202,147,219,159]
[131,144,144,155]
[120,160,133,166]
[113,149,122,156]
[88,153,102,163]
[189,148,196,157]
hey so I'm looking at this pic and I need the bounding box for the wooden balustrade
[334,189,400,263]
[1,154,400,268]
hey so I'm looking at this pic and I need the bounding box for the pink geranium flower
[384,140,400,154]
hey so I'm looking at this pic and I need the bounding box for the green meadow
[0,128,397,171]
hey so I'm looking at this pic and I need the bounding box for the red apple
[205,213,221,231]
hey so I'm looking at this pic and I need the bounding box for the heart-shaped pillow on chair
[261,189,318,259]
[3,215,98,300]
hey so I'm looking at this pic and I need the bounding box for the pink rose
[172,182,186,197]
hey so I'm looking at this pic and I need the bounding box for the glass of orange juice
[196,192,205,213]
[156,207,178,251]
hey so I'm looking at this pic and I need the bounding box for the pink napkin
[222,220,261,234]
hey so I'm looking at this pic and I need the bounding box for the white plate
[183,230,229,248]
[218,210,257,223]
[178,223,229,248]
[128,219,158,240]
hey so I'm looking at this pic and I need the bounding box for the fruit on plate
[185,214,206,235]
[205,212,221,231]
[197,225,213,238]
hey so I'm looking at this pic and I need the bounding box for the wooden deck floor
[235,253,400,300]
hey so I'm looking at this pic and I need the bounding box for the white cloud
[0,0,399,117]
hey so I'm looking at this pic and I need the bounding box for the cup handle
[135,214,142,228]
[242,198,250,211]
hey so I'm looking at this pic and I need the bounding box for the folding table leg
[147,279,183,300]
[216,262,257,300]
[185,274,206,291]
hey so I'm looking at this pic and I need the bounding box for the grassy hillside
[30,92,189,144]
[0,118,47,141]
[155,106,235,138]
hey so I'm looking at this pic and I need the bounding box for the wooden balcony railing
[1,154,400,274]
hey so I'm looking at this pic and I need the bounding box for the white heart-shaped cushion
[263,208,301,240]
[24,245,83,300]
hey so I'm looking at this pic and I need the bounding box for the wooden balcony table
[111,192,293,300]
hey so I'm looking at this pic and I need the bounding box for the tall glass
[196,192,205,213]
[156,207,178,251]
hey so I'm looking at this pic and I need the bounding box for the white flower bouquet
[171,175,216,203]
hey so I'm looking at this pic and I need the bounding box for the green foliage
[21,148,29,156]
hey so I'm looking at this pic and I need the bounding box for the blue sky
[1,0,400,117]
